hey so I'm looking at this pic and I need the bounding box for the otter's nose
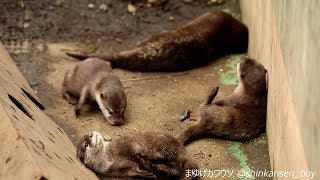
[238,56,249,63]
[110,119,124,126]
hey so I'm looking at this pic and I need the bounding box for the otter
[178,57,267,145]
[66,11,248,72]
[77,131,198,180]
[62,58,126,125]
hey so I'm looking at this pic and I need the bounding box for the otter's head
[237,57,267,95]
[77,131,108,170]
[96,85,127,126]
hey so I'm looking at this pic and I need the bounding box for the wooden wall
[0,42,98,179]
[241,0,319,176]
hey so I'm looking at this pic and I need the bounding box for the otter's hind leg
[75,86,89,117]
[205,86,219,105]
[178,124,206,145]
[62,65,79,104]
[106,160,156,179]
[62,86,78,105]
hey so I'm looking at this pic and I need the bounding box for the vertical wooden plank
[0,42,98,180]
[240,0,310,176]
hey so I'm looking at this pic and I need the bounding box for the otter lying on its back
[77,131,198,179]
[179,57,267,144]
[67,11,248,72]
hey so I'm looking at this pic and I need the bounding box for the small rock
[179,109,191,121]
[99,4,108,11]
[88,3,95,8]
[19,1,25,8]
[104,135,112,141]
[207,0,224,5]
[168,16,175,21]
[127,3,136,15]
[23,22,30,28]
[56,0,64,5]
[114,37,122,44]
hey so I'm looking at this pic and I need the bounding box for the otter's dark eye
[84,142,89,147]
[241,72,245,78]
[108,109,113,115]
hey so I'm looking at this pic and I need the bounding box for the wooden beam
[240,0,309,174]
[0,42,98,179]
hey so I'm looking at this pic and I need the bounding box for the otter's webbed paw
[64,93,79,105]
[131,169,156,179]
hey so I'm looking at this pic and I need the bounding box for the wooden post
[0,42,98,180]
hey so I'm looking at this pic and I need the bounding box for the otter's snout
[238,56,250,63]
[107,116,125,126]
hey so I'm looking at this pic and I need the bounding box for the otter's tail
[205,86,219,105]
[66,52,115,61]
[66,52,90,60]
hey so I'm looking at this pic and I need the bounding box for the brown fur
[62,58,126,125]
[77,131,198,180]
[66,11,248,72]
[178,57,267,145]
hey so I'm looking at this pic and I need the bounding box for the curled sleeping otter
[66,11,248,72]
[77,131,198,180]
[62,58,126,125]
[178,57,267,145]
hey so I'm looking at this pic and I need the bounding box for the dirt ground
[1,0,270,179]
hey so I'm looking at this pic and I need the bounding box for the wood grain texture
[0,42,98,180]
[240,0,311,176]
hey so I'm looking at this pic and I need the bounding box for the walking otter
[178,57,267,144]
[77,131,198,179]
[62,58,126,125]
[66,11,248,72]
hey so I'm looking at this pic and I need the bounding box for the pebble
[179,109,191,121]
[168,16,175,21]
[23,22,30,28]
[104,135,112,141]
[114,37,122,44]
[127,3,136,15]
[207,0,224,5]
[88,3,95,9]
[99,4,108,11]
